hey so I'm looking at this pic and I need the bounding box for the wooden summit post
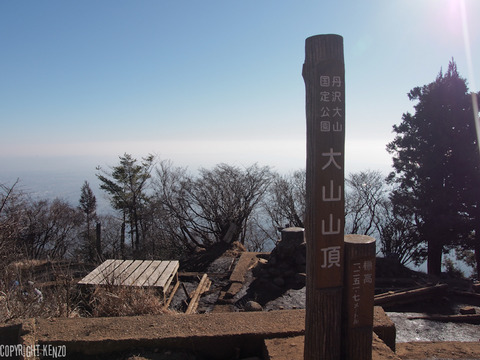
[342,235,376,360]
[303,34,345,359]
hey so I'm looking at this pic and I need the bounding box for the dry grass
[0,280,169,321]
[0,280,81,322]
[0,259,171,321]
[88,285,167,317]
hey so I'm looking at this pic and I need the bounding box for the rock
[284,269,295,277]
[293,273,306,288]
[268,267,281,277]
[296,264,306,273]
[294,251,306,265]
[273,276,285,287]
[459,306,476,315]
[244,301,263,312]
[249,227,308,297]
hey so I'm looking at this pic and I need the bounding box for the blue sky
[1,0,479,190]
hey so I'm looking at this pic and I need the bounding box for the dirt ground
[5,251,480,359]
[396,342,480,360]
[32,314,480,360]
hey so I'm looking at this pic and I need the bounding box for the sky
[1,0,479,202]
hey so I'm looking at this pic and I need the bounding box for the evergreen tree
[78,181,97,261]
[387,60,479,276]
[96,153,155,254]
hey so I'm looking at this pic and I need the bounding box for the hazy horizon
[0,134,394,211]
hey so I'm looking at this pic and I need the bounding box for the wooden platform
[78,259,179,294]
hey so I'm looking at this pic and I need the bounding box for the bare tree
[345,170,389,237]
[379,204,422,265]
[0,179,25,264]
[95,214,124,259]
[263,170,306,231]
[19,199,82,259]
[345,170,423,265]
[153,162,273,251]
[151,160,196,252]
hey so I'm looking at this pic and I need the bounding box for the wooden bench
[79,259,179,303]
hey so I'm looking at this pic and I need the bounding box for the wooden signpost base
[342,235,376,360]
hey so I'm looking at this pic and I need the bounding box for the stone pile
[252,227,306,295]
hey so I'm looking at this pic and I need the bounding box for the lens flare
[459,0,480,154]
[472,92,480,155]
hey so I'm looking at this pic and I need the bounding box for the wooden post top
[344,234,376,245]
[281,227,305,233]
[304,34,344,64]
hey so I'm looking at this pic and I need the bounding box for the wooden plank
[78,259,113,284]
[79,259,180,290]
[79,259,119,285]
[95,260,128,285]
[142,261,169,287]
[374,284,448,307]
[186,274,210,314]
[121,260,149,286]
[179,271,230,279]
[147,261,172,288]
[162,263,179,293]
[133,260,162,286]
[107,260,135,285]
[407,314,480,324]
[451,290,480,302]
[182,282,190,300]
[77,260,107,284]
[154,261,179,289]
[229,253,258,283]
[164,280,180,309]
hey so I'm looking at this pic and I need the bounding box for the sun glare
[458,0,480,154]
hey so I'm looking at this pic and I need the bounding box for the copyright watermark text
[0,344,66,358]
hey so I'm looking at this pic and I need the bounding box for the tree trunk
[95,222,102,260]
[475,216,480,280]
[133,208,140,251]
[121,220,126,259]
[129,214,135,250]
[427,236,442,276]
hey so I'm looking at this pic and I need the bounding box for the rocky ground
[3,235,480,359]
[167,233,480,359]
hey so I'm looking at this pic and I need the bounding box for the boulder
[244,301,263,312]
